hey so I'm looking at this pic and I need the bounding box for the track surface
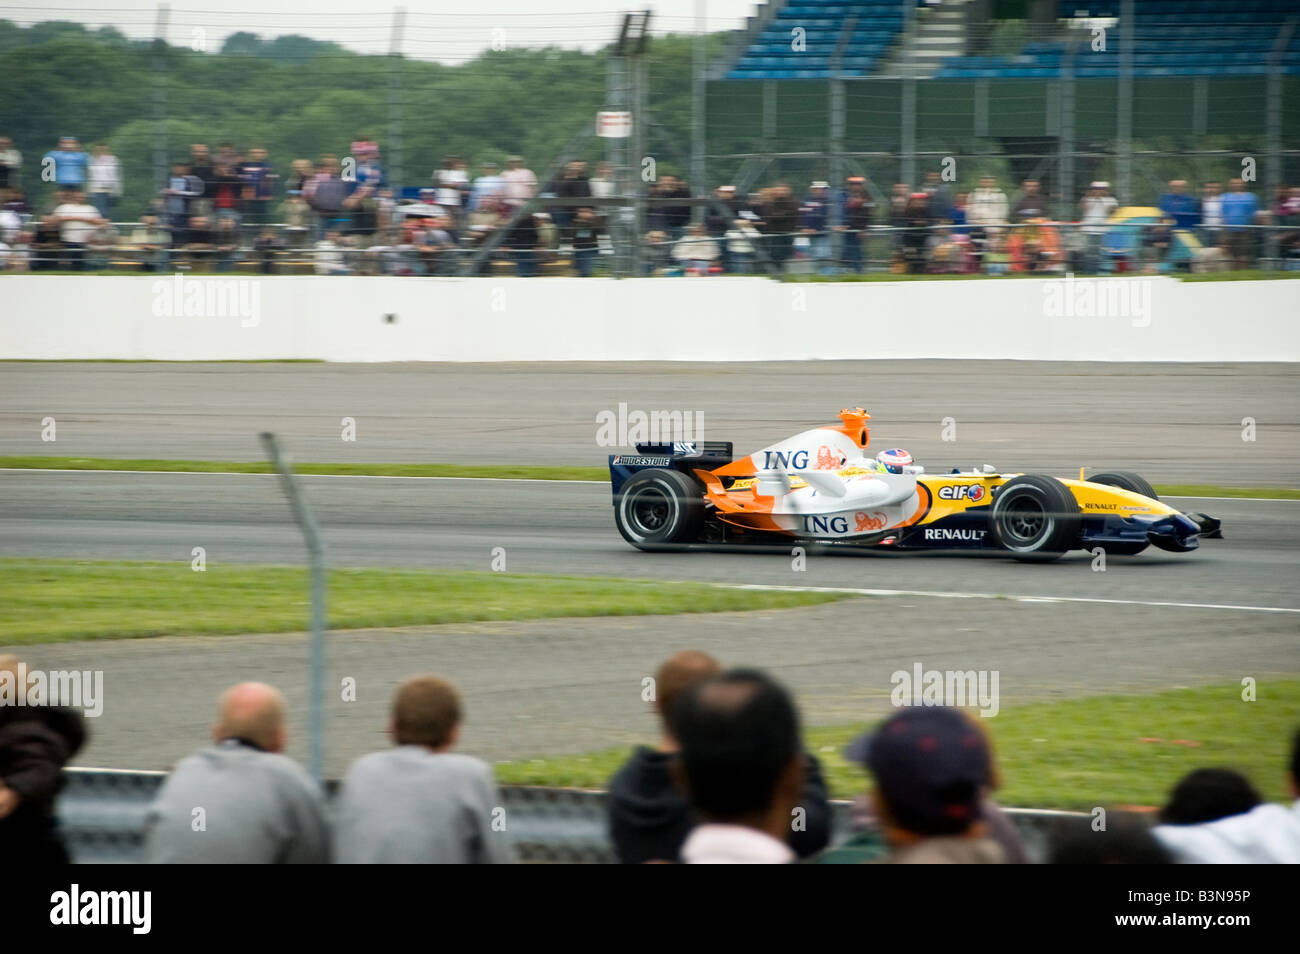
[3,360,1298,484]
[1,360,1297,770]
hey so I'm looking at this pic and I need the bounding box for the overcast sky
[5,0,761,61]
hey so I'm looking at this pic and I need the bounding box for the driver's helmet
[875,448,914,474]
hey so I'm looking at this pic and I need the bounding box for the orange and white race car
[609,408,1220,562]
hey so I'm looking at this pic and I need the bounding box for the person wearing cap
[1079,181,1116,274]
[42,137,90,198]
[843,706,1007,863]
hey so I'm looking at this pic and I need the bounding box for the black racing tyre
[614,468,705,550]
[990,475,1081,562]
[1088,471,1159,501]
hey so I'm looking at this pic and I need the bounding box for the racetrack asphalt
[3,471,1297,772]
[2,360,1298,484]
[1,360,1296,771]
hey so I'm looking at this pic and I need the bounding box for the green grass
[1154,484,1300,500]
[495,681,1300,810]
[0,559,853,645]
[3,457,1296,499]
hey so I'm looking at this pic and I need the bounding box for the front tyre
[1086,472,1159,555]
[990,475,1081,562]
[614,469,705,550]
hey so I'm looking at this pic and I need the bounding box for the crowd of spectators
[3,648,1298,865]
[2,132,1298,276]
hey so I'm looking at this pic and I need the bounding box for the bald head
[656,650,722,734]
[213,682,287,752]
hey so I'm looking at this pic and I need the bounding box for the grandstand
[705,0,1300,212]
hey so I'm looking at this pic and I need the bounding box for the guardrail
[57,767,1086,864]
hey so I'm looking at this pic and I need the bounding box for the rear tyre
[1086,472,1158,555]
[990,475,1081,562]
[614,469,705,551]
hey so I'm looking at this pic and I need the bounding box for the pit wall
[3,275,1296,362]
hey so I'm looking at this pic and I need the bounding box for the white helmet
[875,448,913,474]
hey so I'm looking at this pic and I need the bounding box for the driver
[875,448,914,474]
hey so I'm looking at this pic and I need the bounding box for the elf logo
[923,528,986,542]
[937,484,987,502]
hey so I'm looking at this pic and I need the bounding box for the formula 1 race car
[609,408,1221,562]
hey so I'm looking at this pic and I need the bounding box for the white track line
[720,583,1300,615]
[2,469,1296,499]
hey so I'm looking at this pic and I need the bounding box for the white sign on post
[597,111,633,138]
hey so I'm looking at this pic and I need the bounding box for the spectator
[314,228,351,275]
[0,194,21,246]
[1160,768,1262,826]
[237,146,277,225]
[844,706,1006,863]
[209,161,243,225]
[506,211,540,276]
[470,161,505,210]
[354,141,386,192]
[417,215,456,275]
[43,136,90,198]
[1011,178,1046,223]
[762,182,799,272]
[252,226,284,274]
[800,181,832,274]
[589,160,615,199]
[187,143,214,216]
[1159,179,1199,231]
[467,194,506,245]
[967,175,1009,231]
[725,217,761,275]
[164,162,202,235]
[285,158,313,196]
[673,668,807,864]
[642,228,673,275]
[671,222,719,275]
[213,216,239,272]
[183,215,215,269]
[434,155,468,228]
[661,174,692,238]
[1220,177,1259,269]
[49,189,106,270]
[1049,815,1172,864]
[553,160,591,242]
[277,191,312,248]
[570,206,602,276]
[839,176,873,273]
[87,143,122,223]
[922,169,953,223]
[900,193,931,274]
[501,155,538,212]
[1199,180,1225,252]
[304,155,349,239]
[0,136,21,191]
[1079,181,1117,273]
[143,682,329,863]
[333,675,514,864]
[0,655,87,864]
[1152,736,1300,863]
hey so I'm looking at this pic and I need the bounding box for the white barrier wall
[2,274,1297,362]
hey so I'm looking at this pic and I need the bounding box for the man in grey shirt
[333,675,514,864]
[143,682,329,864]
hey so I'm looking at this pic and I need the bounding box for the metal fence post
[260,433,327,786]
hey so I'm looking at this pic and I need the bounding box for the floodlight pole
[260,433,327,786]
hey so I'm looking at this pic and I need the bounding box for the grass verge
[495,680,1300,810]
[3,456,1296,499]
[0,559,853,645]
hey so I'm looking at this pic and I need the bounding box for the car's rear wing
[633,441,733,459]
